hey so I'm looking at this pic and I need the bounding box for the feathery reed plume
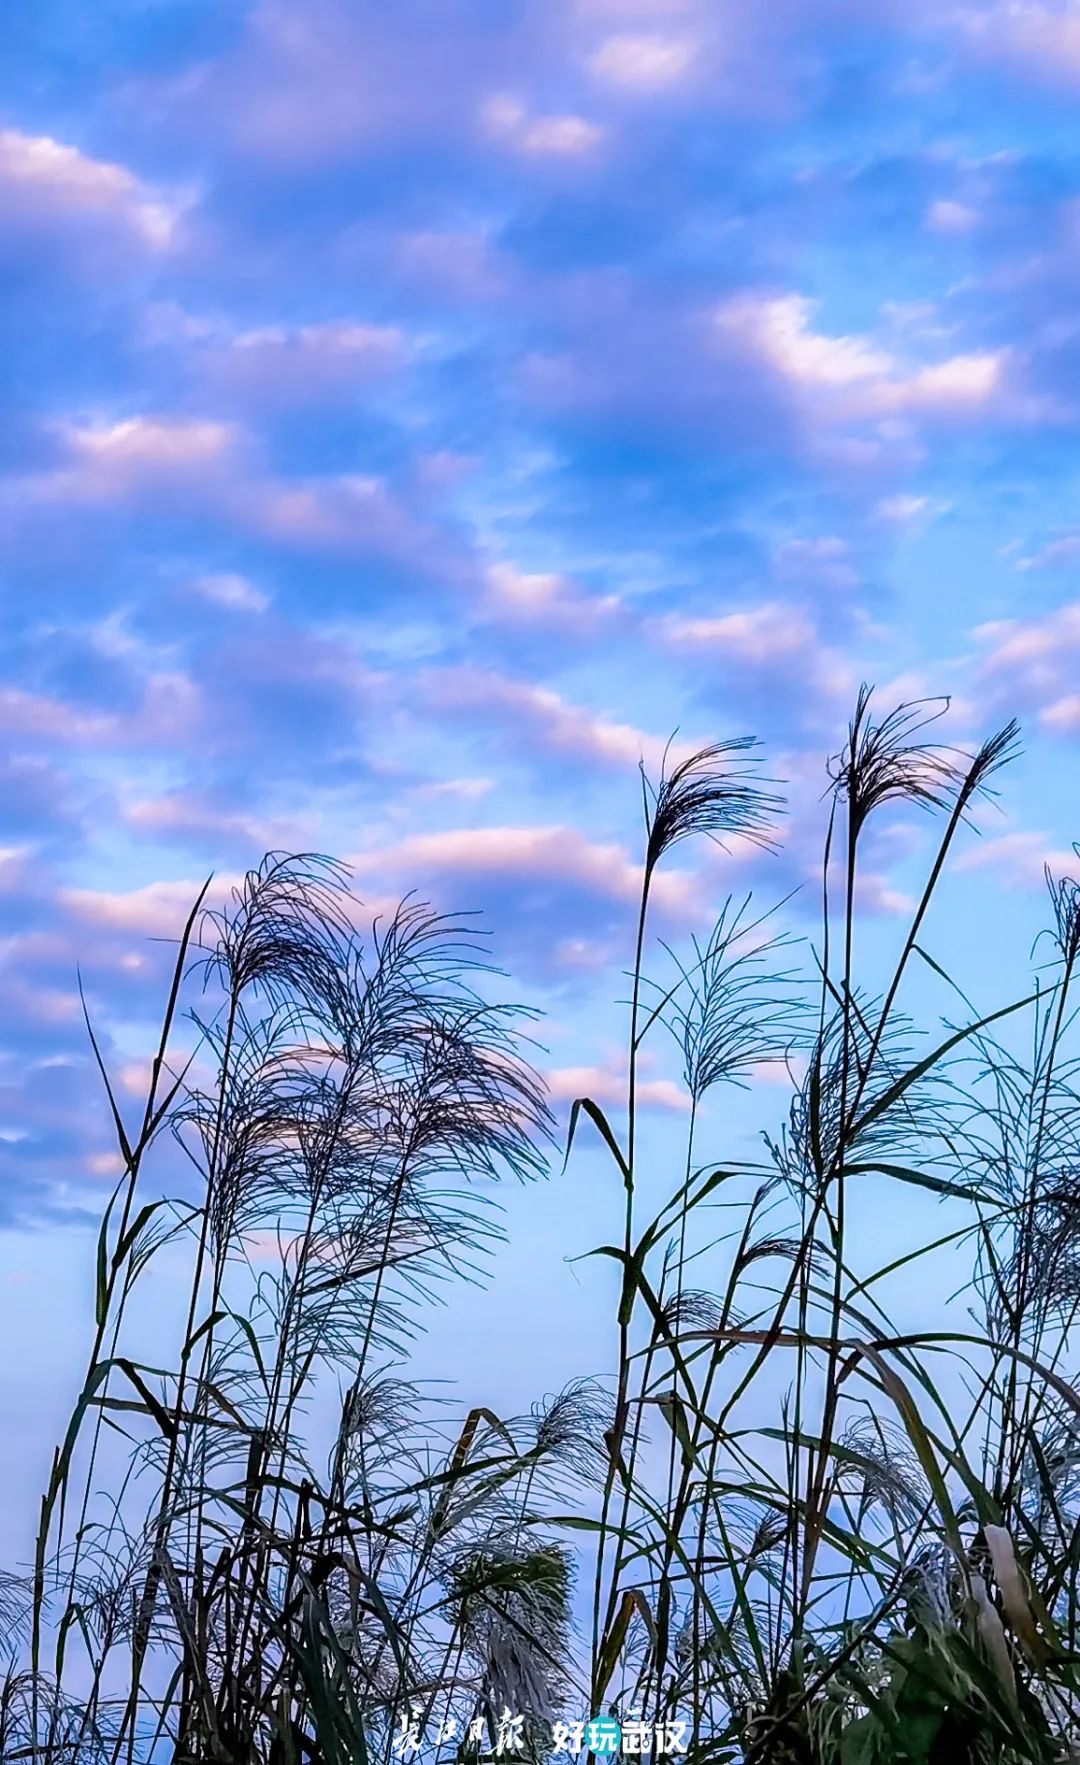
[643,738,783,876]
[1046,852,1080,971]
[827,688,995,837]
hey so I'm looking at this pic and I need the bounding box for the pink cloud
[393,229,510,302]
[350,824,709,921]
[0,673,201,751]
[0,978,82,1027]
[974,602,1080,731]
[978,606,1080,667]
[414,451,481,491]
[69,415,234,469]
[748,1054,805,1087]
[712,292,1012,425]
[716,293,892,389]
[146,307,408,407]
[143,0,589,168]
[484,562,622,629]
[574,0,700,12]
[0,929,95,975]
[413,776,495,802]
[31,416,240,506]
[85,1151,126,1179]
[552,934,617,971]
[657,601,815,661]
[0,127,177,248]
[423,666,689,771]
[480,93,605,158]
[773,536,860,592]
[0,931,71,969]
[59,874,245,937]
[545,1062,689,1112]
[62,871,403,952]
[191,572,270,613]
[230,318,403,366]
[586,31,701,90]
[874,494,936,522]
[231,472,439,565]
[961,5,1080,90]
[154,1,470,161]
[0,847,33,894]
[572,0,890,119]
[1040,696,1080,733]
[926,199,980,235]
[518,281,784,436]
[0,689,114,745]
[13,411,460,575]
[117,1061,155,1097]
[1016,535,1080,572]
[123,791,317,853]
[849,871,916,916]
[655,601,854,707]
[955,830,1080,889]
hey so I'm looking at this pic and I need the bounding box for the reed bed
[7,686,1080,1763]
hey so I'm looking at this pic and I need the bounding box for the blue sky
[7,0,1080,1556]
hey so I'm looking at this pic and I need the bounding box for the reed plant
[9,687,1080,1763]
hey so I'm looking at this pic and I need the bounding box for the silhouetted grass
[10,689,1080,1763]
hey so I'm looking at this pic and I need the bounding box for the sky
[7,0,1080,1560]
